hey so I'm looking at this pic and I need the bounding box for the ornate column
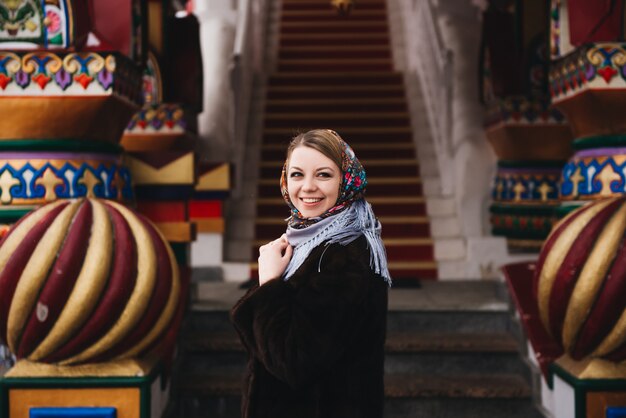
[481,0,573,253]
[504,2,626,417]
[0,2,185,417]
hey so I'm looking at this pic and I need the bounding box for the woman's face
[287,146,341,218]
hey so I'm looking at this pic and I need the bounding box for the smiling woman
[231,129,391,418]
[286,145,341,218]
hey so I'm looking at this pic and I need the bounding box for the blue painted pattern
[30,407,116,418]
[606,406,626,418]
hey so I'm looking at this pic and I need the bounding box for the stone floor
[192,279,509,312]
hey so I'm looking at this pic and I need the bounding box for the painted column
[480,0,573,253]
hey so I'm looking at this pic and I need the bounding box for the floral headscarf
[280,130,368,229]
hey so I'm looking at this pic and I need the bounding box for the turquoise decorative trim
[573,135,626,150]
[497,160,565,169]
[0,140,122,154]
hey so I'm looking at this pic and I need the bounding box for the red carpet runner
[251,0,438,283]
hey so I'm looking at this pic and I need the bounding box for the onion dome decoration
[534,197,626,361]
[0,198,180,365]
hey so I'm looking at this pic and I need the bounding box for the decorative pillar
[504,2,626,417]
[0,2,185,417]
[480,0,573,252]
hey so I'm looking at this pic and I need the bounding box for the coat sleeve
[230,241,376,389]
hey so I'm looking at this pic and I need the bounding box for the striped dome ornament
[0,198,180,365]
[534,197,626,361]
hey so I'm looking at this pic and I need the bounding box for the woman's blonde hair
[286,129,343,171]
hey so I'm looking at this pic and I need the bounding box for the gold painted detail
[0,169,20,203]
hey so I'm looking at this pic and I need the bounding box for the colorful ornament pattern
[560,148,626,200]
[492,167,561,204]
[0,51,142,101]
[0,0,74,48]
[126,104,186,133]
[0,152,133,205]
[550,43,626,101]
[485,96,566,128]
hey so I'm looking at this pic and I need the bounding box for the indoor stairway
[173,281,543,417]
[250,0,438,283]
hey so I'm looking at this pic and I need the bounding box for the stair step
[262,142,415,159]
[269,72,403,85]
[279,45,391,60]
[280,20,389,34]
[281,10,388,21]
[385,374,530,399]
[280,32,390,46]
[264,112,410,128]
[277,58,393,72]
[182,331,519,355]
[267,84,405,99]
[281,1,385,8]
[266,98,406,113]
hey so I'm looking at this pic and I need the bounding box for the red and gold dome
[0,198,180,365]
[535,197,626,361]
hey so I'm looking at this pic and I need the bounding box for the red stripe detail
[0,207,37,247]
[573,201,626,359]
[44,204,137,363]
[189,200,222,218]
[95,217,173,361]
[136,201,188,222]
[142,265,189,359]
[0,202,69,345]
[533,203,592,300]
[548,199,623,342]
[17,201,93,358]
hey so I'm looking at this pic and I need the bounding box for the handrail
[233,0,250,63]
[402,0,454,195]
[230,0,268,197]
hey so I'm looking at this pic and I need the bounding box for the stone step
[180,331,527,376]
[268,71,403,86]
[263,111,411,128]
[277,57,393,72]
[177,372,537,418]
[279,45,392,59]
[265,97,407,113]
[266,84,406,100]
[279,32,390,46]
[279,20,389,34]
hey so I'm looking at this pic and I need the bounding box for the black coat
[231,235,389,418]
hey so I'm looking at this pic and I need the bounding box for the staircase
[248,0,440,283]
[174,281,543,417]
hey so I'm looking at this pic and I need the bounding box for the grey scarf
[283,199,392,286]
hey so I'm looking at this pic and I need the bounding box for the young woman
[231,129,391,418]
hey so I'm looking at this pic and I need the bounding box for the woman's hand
[258,234,293,285]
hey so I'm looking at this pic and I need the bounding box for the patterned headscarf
[280,130,368,229]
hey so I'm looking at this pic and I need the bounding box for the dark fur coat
[231,235,388,418]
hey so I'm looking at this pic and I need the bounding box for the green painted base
[0,361,167,418]
[0,139,122,154]
[171,242,190,266]
[550,359,626,418]
[573,135,626,151]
